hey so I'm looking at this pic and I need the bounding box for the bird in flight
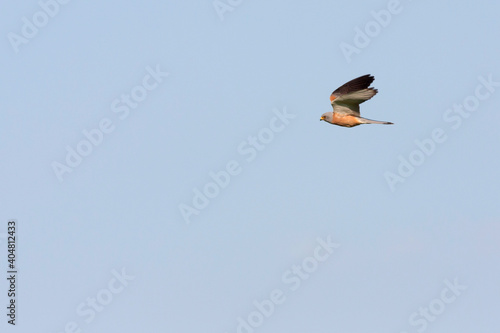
[320,74,393,127]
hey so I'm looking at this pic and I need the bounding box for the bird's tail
[359,117,393,125]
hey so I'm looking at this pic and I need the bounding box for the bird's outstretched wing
[330,74,378,116]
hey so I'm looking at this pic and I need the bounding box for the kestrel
[320,74,393,127]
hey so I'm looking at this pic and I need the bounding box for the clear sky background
[1,0,499,332]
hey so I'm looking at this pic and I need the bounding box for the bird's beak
[320,117,324,121]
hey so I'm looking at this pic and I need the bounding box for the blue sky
[1,0,499,332]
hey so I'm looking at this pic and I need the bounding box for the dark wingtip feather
[332,74,375,96]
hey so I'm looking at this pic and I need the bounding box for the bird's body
[320,74,393,127]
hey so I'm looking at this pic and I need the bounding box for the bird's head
[320,112,332,123]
